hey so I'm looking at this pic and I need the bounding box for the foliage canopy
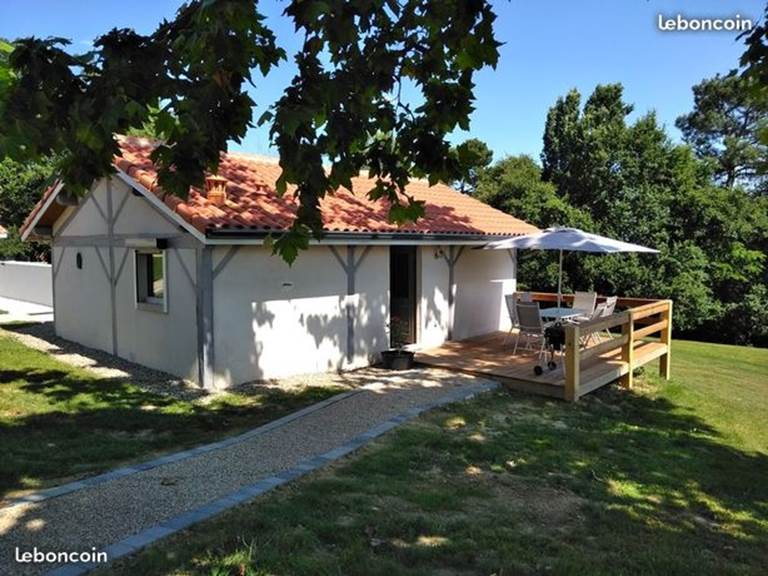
[477,82,768,346]
[0,0,500,262]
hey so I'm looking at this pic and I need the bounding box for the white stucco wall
[57,188,108,237]
[212,245,389,387]
[113,245,198,381]
[452,248,516,340]
[53,177,199,382]
[53,245,112,350]
[48,175,518,388]
[417,247,450,348]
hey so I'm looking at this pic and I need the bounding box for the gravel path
[0,368,496,575]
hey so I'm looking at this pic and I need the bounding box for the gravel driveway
[0,367,497,576]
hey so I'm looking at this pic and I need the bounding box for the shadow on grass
[368,386,768,573]
[1,321,209,401]
[104,384,768,576]
[0,365,344,500]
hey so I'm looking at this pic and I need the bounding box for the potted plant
[381,316,415,370]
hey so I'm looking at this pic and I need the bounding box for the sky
[0,0,763,161]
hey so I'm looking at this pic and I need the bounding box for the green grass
[0,333,347,498]
[105,340,768,576]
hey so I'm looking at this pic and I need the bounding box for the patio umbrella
[482,227,659,306]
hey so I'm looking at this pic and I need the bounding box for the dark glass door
[389,246,417,345]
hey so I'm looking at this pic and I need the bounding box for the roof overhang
[205,229,530,246]
[20,180,65,241]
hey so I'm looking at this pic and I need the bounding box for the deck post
[564,324,580,401]
[620,310,635,389]
[659,300,672,380]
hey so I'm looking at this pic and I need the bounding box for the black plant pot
[381,349,415,370]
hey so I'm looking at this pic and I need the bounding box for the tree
[0,156,56,261]
[0,37,53,261]
[476,154,590,229]
[487,83,768,343]
[541,84,633,218]
[0,38,14,137]
[452,138,493,193]
[475,154,593,292]
[675,74,768,193]
[0,0,501,262]
[541,88,581,191]
[740,3,768,92]
[739,2,768,153]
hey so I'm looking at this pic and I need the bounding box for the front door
[389,246,417,345]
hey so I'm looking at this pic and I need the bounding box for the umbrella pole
[557,249,563,307]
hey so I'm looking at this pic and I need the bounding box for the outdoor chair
[503,292,535,344]
[572,291,597,320]
[579,302,606,347]
[513,302,551,359]
[601,296,618,339]
[503,294,518,344]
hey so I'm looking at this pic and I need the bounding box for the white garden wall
[0,261,52,306]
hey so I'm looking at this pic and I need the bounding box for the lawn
[0,333,347,498]
[105,340,768,576]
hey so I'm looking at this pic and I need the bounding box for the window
[135,250,167,311]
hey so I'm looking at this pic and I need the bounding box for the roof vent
[205,175,228,207]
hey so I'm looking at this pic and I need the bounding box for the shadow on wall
[214,248,390,387]
[246,290,389,382]
[453,281,504,341]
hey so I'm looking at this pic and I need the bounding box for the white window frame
[134,248,168,313]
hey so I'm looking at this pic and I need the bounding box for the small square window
[135,250,167,311]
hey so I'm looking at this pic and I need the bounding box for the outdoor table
[539,307,582,322]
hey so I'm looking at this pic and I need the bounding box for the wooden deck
[416,332,666,400]
[416,295,672,401]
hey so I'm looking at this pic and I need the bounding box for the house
[21,136,538,389]
[0,224,7,239]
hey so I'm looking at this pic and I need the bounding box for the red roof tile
[24,136,538,240]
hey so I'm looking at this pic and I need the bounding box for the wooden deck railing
[528,293,673,401]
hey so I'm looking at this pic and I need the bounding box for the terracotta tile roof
[24,136,538,240]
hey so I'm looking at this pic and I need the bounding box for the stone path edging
[2,389,363,511]
[46,380,498,576]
